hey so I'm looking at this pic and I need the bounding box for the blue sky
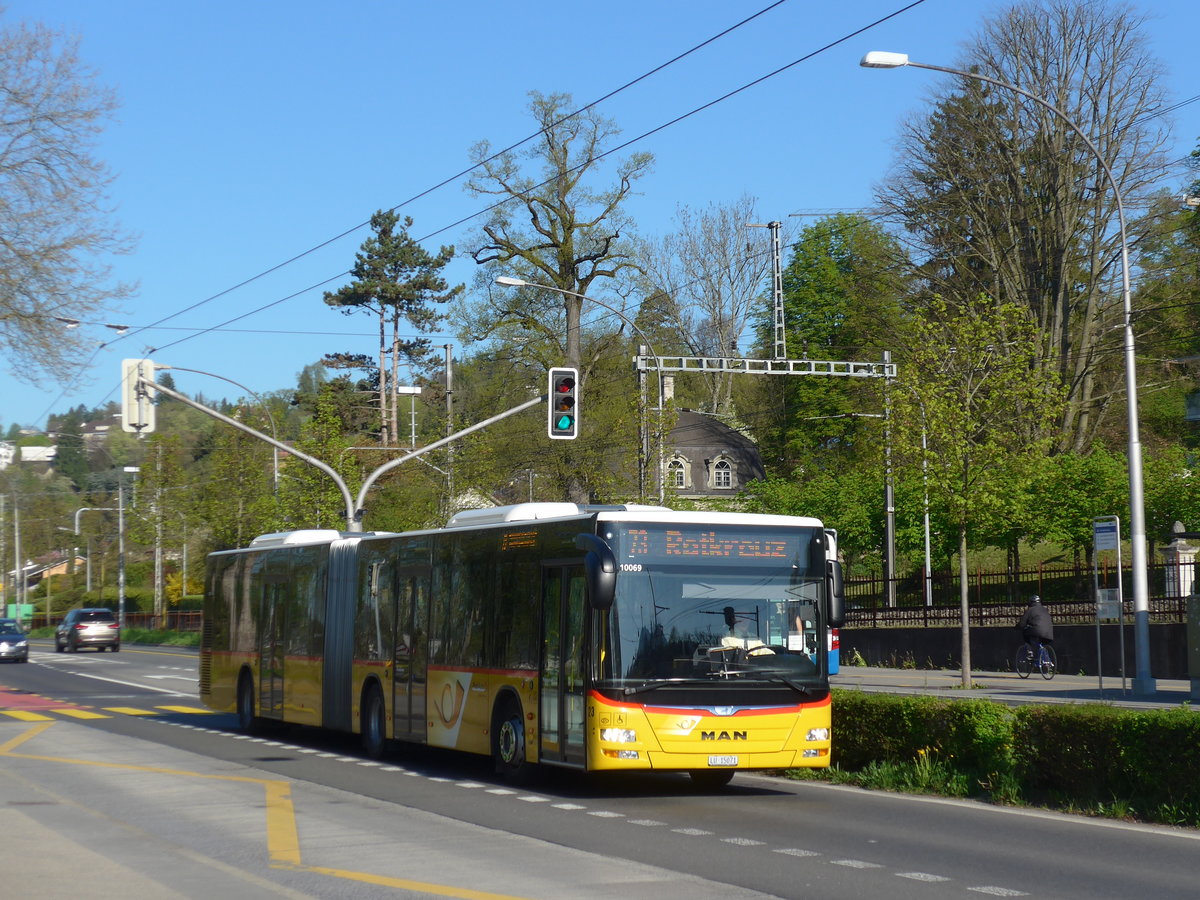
[3,0,1198,430]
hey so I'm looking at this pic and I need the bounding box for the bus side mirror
[827,559,846,627]
[575,533,617,610]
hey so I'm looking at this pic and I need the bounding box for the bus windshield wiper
[765,676,816,697]
[620,678,713,696]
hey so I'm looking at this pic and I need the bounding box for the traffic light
[121,358,156,434]
[547,367,578,440]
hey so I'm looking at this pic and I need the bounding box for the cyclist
[1016,595,1054,661]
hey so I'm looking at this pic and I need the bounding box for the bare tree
[465,91,652,502]
[0,20,133,388]
[466,92,652,369]
[637,196,774,415]
[877,0,1171,452]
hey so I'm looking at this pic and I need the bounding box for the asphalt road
[2,642,1198,899]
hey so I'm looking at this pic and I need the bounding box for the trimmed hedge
[1014,704,1200,821]
[829,689,1200,826]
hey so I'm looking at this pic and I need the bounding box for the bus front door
[540,565,587,767]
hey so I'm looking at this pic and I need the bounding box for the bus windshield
[598,523,827,688]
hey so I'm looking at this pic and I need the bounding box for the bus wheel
[690,770,735,790]
[361,685,387,760]
[237,673,260,734]
[493,698,529,782]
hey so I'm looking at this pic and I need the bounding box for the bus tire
[492,697,530,782]
[361,684,387,760]
[690,770,735,790]
[237,672,261,734]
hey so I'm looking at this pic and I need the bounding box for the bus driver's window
[789,602,817,655]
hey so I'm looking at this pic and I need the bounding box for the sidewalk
[831,665,1198,710]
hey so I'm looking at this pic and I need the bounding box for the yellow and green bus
[200,503,845,786]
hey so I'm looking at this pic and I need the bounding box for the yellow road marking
[0,720,537,900]
[53,709,109,720]
[1,711,54,722]
[263,780,302,866]
[156,705,213,714]
[299,864,536,899]
[102,707,158,715]
[0,720,54,752]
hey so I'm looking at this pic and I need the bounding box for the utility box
[1188,596,1200,701]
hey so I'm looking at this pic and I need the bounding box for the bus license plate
[708,755,738,767]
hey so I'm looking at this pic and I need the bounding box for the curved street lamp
[494,276,667,503]
[861,51,1154,693]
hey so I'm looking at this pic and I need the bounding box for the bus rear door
[540,564,587,766]
[394,568,430,742]
[260,576,287,720]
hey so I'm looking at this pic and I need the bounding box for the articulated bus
[200,503,845,786]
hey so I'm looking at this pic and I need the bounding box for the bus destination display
[623,527,803,561]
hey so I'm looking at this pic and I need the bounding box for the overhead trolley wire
[40,0,931,421]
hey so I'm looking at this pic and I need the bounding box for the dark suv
[56,608,121,653]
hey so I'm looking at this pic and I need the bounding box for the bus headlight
[600,728,638,743]
[806,728,830,742]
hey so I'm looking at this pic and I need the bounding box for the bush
[821,689,1200,826]
[833,690,1015,784]
[1014,704,1200,822]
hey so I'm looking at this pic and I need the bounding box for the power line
[37,0,931,423]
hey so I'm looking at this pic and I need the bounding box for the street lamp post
[494,276,667,503]
[862,51,1154,692]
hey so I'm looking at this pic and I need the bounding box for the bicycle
[1015,640,1056,680]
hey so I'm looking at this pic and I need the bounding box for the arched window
[712,458,733,489]
[666,457,687,489]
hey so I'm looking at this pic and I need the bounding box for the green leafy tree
[447,332,645,508]
[48,407,88,491]
[276,387,353,532]
[1144,446,1200,550]
[749,214,909,475]
[199,413,280,550]
[744,470,884,576]
[891,298,1065,686]
[1037,447,1129,566]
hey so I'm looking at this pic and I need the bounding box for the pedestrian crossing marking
[1,701,216,721]
[2,710,54,722]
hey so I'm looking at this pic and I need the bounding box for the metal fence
[844,558,1192,627]
[28,610,204,632]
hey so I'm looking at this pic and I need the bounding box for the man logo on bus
[701,730,748,741]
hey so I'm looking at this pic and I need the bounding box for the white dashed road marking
[139,718,1042,898]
